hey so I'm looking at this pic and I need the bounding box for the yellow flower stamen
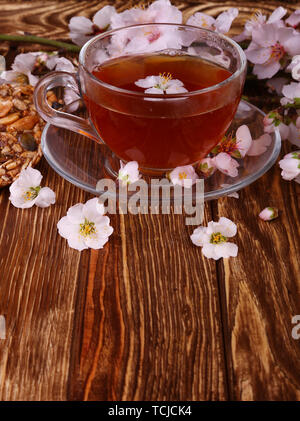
[159,72,172,84]
[210,232,227,244]
[23,186,41,201]
[179,172,187,180]
[79,218,97,238]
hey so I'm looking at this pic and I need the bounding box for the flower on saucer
[198,157,216,177]
[9,167,55,209]
[190,217,238,260]
[169,165,199,188]
[57,197,113,251]
[69,5,117,46]
[278,151,300,181]
[213,152,239,177]
[263,112,290,140]
[118,161,141,186]
[135,73,188,94]
[1,52,41,86]
[187,8,238,34]
[259,207,279,221]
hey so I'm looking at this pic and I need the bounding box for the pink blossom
[245,23,300,79]
[69,6,117,46]
[187,8,238,34]
[263,114,289,140]
[234,7,286,42]
[259,207,279,221]
[198,157,216,177]
[279,151,300,180]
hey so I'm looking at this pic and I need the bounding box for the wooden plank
[67,209,227,400]
[214,145,300,400]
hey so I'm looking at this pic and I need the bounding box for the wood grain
[0,0,299,402]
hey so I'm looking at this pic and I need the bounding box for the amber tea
[86,53,240,170]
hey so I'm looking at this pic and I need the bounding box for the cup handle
[34,71,100,142]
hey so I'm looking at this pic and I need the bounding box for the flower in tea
[245,23,300,79]
[1,52,41,86]
[69,5,117,46]
[279,151,300,181]
[168,165,199,188]
[187,8,238,34]
[9,167,56,209]
[259,207,279,221]
[118,161,141,186]
[191,217,238,260]
[135,73,188,94]
[57,198,113,251]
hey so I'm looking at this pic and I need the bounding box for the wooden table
[0,0,299,401]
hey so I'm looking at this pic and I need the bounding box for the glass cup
[34,23,247,173]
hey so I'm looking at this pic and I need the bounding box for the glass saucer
[41,100,281,201]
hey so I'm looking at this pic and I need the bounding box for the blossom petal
[190,226,210,247]
[236,124,252,157]
[82,197,105,223]
[202,243,219,260]
[218,217,237,237]
[135,75,160,89]
[267,7,287,23]
[253,61,281,79]
[93,5,116,29]
[66,203,84,224]
[34,187,56,208]
[69,16,93,34]
[215,7,238,34]
[214,152,239,177]
[57,216,76,239]
[245,46,271,64]
[67,233,88,251]
[214,242,238,258]
[16,167,42,189]
[247,133,272,156]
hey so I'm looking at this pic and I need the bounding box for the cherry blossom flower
[245,23,300,79]
[135,73,188,94]
[259,207,279,221]
[198,157,216,177]
[108,0,182,55]
[9,167,55,209]
[1,52,42,86]
[57,198,113,251]
[118,161,141,186]
[186,8,238,34]
[111,0,182,29]
[286,10,300,28]
[190,217,238,260]
[69,6,117,46]
[279,151,300,181]
[234,7,286,42]
[169,165,199,188]
[211,125,253,159]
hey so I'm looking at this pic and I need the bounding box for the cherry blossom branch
[0,34,81,53]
